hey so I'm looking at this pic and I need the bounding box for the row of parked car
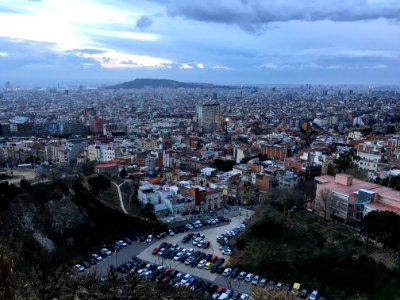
[216,222,247,256]
[114,254,251,300]
[73,237,134,272]
[72,216,230,272]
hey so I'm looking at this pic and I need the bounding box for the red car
[152,246,160,255]
[202,241,210,249]
[161,276,170,284]
[210,255,218,263]
[181,210,189,216]
[217,286,226,294]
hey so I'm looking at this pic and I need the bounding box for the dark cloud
[152,0,400,33]
[136,15,153,31]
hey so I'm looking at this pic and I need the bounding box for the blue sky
[0,0,399,87]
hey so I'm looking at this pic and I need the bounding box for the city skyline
[0,0,400,87]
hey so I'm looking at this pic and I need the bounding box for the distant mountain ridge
[108,78,232,89]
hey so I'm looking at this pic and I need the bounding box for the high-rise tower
[196,103,221,133]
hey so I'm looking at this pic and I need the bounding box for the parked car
[173,252,184,261]
[260,278,267,287]
[91,253,102,261]
[146,234,153,243]
[185,257,194,265]
[101,247,113,256]
[74,264,84,272]
[197,259,207,268]
[116,240,127,247]
[251,275,260,286]
[238,271,247,280]
[168,229,175,236]
[202,241,210,249]
[299,289,308,298]
[223,268,232,276]
[210,255,218,263]
[308,290,318,300]
[245,273,254,282]
[138,234,146,242]
[230,268,240,278]
[152,247,160,255]
[221,249,232,255]
[204,261,213,270]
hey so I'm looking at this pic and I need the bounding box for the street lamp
[224,118,229,143]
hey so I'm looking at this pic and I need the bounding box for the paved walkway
[112,181,128,214]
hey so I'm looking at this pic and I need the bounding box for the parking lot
[137,216,245,282]
[75,214,266,298]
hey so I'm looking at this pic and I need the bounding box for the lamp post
[224,118,229,143]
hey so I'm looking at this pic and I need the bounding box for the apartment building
[315,174,400,228]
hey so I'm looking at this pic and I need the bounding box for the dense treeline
[231,205,400,299]
[362,211,400,250]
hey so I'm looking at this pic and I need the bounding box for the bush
[88,175,111,190]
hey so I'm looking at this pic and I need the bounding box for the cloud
[213,65,231,70]
[71,48,106,55]
[136,15,154,31]
[197,63,205,69]
[154,0,400,33]
[75,50,172,69]
[179,63,193,69]
[259,62,389,70]
[0,51,8,57]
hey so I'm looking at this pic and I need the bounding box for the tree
[212,159,237,172]
[316,188,332,221]
[88,174,111,190]
[21,248,67,300]
[334,151,355,173]
[119,167,128,179]
[362,211,400,250]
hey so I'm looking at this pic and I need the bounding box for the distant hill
[108,78,231,89]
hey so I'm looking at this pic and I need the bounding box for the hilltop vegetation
[108,78,229,89]
[230,204,400,299]
[0,175,163,261]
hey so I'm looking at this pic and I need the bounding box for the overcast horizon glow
[0,0,399,87]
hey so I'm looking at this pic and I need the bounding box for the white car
[221,249,232,255]
[251,275,260,285]
[223,268,232,276]
[168,229,175,236]
[180,274,191,284]
[100,248,112,256]
[192,237,203,245]
[91,253,102,261]
[173,252,183,261]
[197,259,207,268]
[146,234,153,243]
[167,217,175,222]
[116,240,127,247]
[74,264,84,272]
[185,257,194,265]
[245,273,254,282]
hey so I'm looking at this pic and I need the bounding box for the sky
[0,0,399,87]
